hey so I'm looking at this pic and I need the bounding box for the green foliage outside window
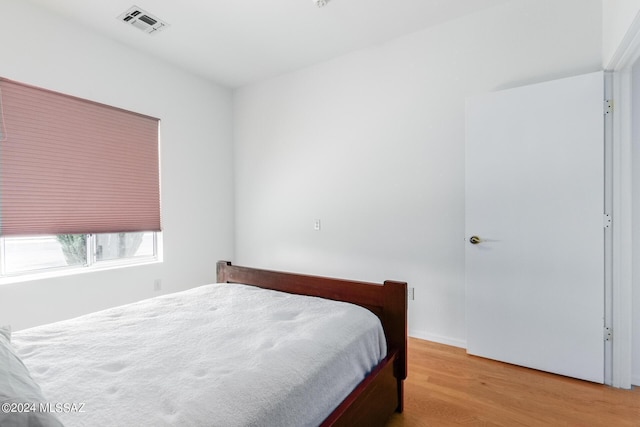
[56,234,87,266]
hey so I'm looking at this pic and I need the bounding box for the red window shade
[0,78,161,236]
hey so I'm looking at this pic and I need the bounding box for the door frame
[606,12,640,389]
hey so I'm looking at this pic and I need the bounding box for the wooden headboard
[216,261,408,382]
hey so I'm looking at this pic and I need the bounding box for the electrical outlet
[314,219,321,231]
[408,287,415,301]
[153,279,162,292]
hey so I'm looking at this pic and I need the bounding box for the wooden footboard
[216,261,407,425]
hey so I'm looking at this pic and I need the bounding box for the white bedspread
[12,283,387,427]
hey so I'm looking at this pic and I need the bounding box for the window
[0,78,162,279]
[1,232,159,277]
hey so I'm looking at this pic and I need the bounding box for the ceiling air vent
[118,6,169,35]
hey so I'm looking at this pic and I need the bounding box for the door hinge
[604,213,612,229]
[604,326,613,342]
[604,99,613,115]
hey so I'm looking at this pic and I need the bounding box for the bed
[1,261,407,426]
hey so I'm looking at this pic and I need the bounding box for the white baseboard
[408,329,466,349]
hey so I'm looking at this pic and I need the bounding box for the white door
[465,72,605,383]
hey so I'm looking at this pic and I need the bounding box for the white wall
[0,0,235,330]
[603,0,640,67]
[233,0,602,346]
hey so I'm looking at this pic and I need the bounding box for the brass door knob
[469,236,482,245]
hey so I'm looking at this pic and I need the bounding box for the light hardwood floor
[386,338,640,426]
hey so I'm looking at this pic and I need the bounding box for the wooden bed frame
[216,261,407,426]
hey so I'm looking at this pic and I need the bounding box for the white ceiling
[22,0,512,88]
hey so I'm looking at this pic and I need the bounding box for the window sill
[0,257,162,286]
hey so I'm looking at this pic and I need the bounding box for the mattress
[11,283,387,427]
